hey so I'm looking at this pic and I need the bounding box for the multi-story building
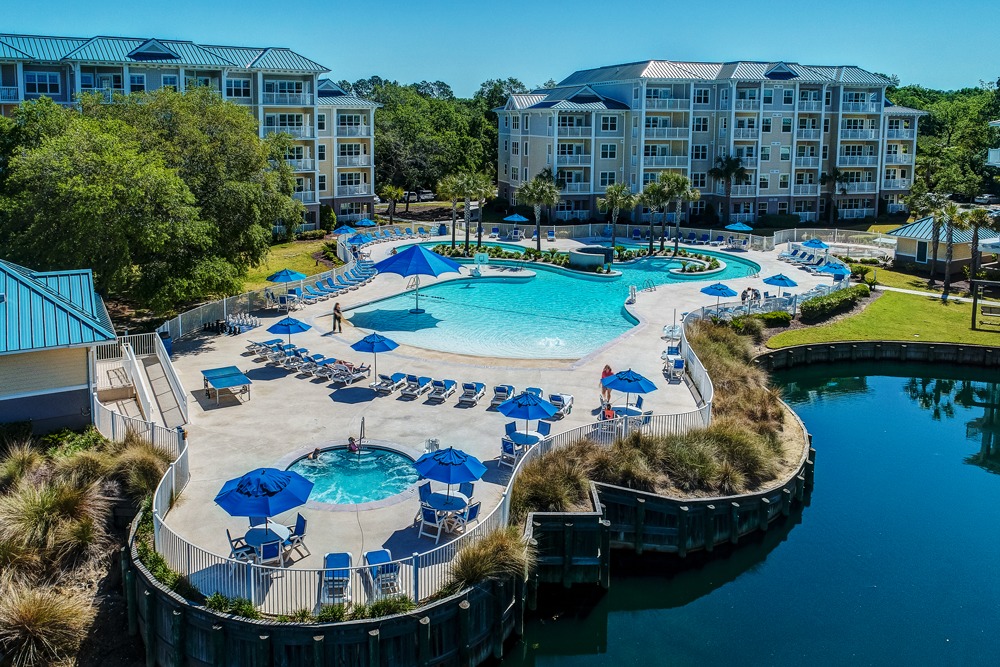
[987,120,1000,168]
[497,60,924,223]
[0,34,378,226]
[317,79,379,222]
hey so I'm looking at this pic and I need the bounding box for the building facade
[497,60,924,223]
[317,79,379,222]
[0,34,377,226]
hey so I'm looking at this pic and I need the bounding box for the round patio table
[508,430,542,447]
[244,523,291,549]
[425,492,469,512]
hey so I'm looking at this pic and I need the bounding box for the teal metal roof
[0,40,31,60]
[887,216,975,243]
[63,37,236,67]
[0,260,116,355]
[317,92,380,108]
[0,35,88,62]
[250,48,327,73]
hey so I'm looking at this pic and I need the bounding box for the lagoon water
[504,363,1000,665]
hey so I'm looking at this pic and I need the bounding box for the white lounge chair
[320,552,353,605]
[371,372,406,394]
[457,382,486,407]
[548,393,574,418]
[401,375,432,399]
[428,379,457,402]
[490,384,515,408]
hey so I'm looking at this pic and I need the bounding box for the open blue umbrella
[802,238,829,250]
[372,245,463,313]
[348,233,373,245]
[331,225,356,235]
[700,282,738,310]
[414,447,486,496]
[763,273,798,288]
[819,263,851,281]
[267,316,311,344]
[498,390,558,441]
[504,214,529,223]
[215,468,314,530]
[266,268,307,283]
[725,222,753,232]
[601,368,657,409]
[355,218,377,227]
[350,332,398,378]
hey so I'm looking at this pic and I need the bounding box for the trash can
[437,223,447,237]
[158,331,172,358]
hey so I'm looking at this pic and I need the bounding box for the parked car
[372,195,381,204]
[974,194,1000,205]
[403,189,436,202]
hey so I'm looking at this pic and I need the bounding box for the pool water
[349,250,759,359]
[287,447,419,505]
[503,363,1000,665]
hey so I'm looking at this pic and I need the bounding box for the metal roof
[0,260,116,355]
[0,40,31,60]
[887,216,975,243]
[0,35,88,62]
[317,92,380,108]
[883,104,928,116]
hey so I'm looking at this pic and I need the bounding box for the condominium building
[497,60,924,223]
[0,33,378,226]
[317,79,379,222]
[987,120,1000,168]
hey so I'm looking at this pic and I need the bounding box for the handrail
[121,342,154,423]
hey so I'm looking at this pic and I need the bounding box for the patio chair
[328,362,372,385]
[504,422,518,437]
[458,482,474,499]
[364,549,401,596]
[631,229,642,242]
[490,384,515,408]
[281,348,311,370]
[509,228,524,241]
[249,516,267,527]
[537,421,551,438]
[525,387,543,397]
[314,281,340,297]
[499,439,519,470]
[452,502,481,533]
[634,396,644,410]
[457,382,486,407]
[282,513,310,558]
[710,235,725,246]
[254,540,285,568]
[489,227,500,239]
[548,393,573,417]
[245,338,282,354]
[401,375,432,398]
[303,285,329,301]
[303,358,337,377]
[226,529,254,561]
[321,552,353,603]
[297,354,326,375]
[547,229,556,242]
[671,357,685,381]
[372,372,407,394]
[530,228,538,241]
[289,287,316,305]
[335,275,359,291]
[404,228,415,238]
[418,507,445,544]
[417,226,428,238]
[698,233,710,244]
[428,379,457,402]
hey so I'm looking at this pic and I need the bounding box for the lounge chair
[710,235,724,246]
[631,229,642,242]
[778,249,799,261]
[452,502,481,533]
[303,285,328,301]
[246,338,282,354]
[685,232,698,244]
[457,382,486,407]
[401,375,432,398]
[335,275,359,291]
[298,354,328,375]
[289,287,316,305]
[314,281,340,297]
[509,228,524,241]
[392,228,406,239]
[547,229,556,242]
[549,393,574,417]
[364,549,400,596]
[490,384,515,408]
[428,379,457,402]
[372,372,407,394]
[328,362,372,385]
[530,228,538,242]
[266,343,295,363]
[404,228,415,238]
[489,227,500,239]
[417,227,428,238]
[698,233,710,244]
[321,552,353,604]
[282,513,310,558]
[418,507,445,543]
[281,348,310,369]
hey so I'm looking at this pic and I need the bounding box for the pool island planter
[757,341,1000,371]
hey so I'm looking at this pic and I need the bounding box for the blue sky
[5,0,994,96]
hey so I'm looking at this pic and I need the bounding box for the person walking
[333,302,343,333]
[600,364,614,405]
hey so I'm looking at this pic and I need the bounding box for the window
[780,147,791,161]
[226,77,250,98]
[763,89,773,105]
[777,202,788,215]
[511,115,520,130]
[523,167,528,181]
[761,146,771,161]
[80,73,94,89]
[24,72,60,95]
[162,74,178,90]
[504,116,508,128]
[601,143,617,159]
[129,74,146,92]
[503,140,508,152]
[694,87,710,104]
[762,118,772,133]
[691,173,707,188]
[318,174,327,191]
[340,202,362,216]
[338,114,362,127]
[511,142,519,156]
[523,115,529,131]
[783,89,794,105]
[822,145,829,160]
[318,145,326,161]
[600,172,616,187]
[824,118,831,133]
[779,174,790,188]
[187,75,211,89]
[338,143,362,157]
[782,118,792,133]
[757,202,768,217]
[690,201,706,215]
[523,142,528,157]
[693,116,709,132]
[265,113,305,130]
[284,146,305,161]
[339,172,361,186]
[601,116,618,132]
[317,114,326,131]
[294,177,305,192]
[825,90,832,106]
[691,145,707,160]
[759,174,769,190]
[504,164,508,176]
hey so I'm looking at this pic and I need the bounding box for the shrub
[586,440,658,492]
[108,435,172,498]
[315,603,349,623]
[850,264,872,280]
[729,315,765,344]
[0,537,41,579]
[443,527,534,595]
[510,445,591,520]
[203,593,261,620]
[41,427,106,459]
[349,595,416,620]
[754,311,792,328]
[659,435,720,491]
[0,579,94,667]
[0,479,108,560]
[296,229,327,240]
[52,450,113,485]
[799,284,870,323]
[0,442,43,490]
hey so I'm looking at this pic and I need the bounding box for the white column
[220,68,228,100]
[15,61,25,101]
[178,68,185,92]
[256,71,264,135]
[122,65,130,94]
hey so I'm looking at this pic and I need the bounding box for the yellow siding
[0,348,88,398]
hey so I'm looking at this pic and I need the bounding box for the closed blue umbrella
[355,218,377,227]
[350,332,398,377]
[725,222,753,232]
[267,316,311,344]
[372,245,463,313]
[215,468,314,530]
[601,368,657,409]
[504,214,529,222]
[266,268,307,283]
[700,282,738,310]
[762,273,798,288]
[414,447,486,496]
[802,238,829,250]
[331,225,356,235]
[498,390,559,440]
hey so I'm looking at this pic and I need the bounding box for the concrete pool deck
[163,234,828,570]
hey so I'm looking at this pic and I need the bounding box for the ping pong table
[201,366,252,405]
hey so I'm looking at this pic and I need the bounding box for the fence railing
[685,278,850,323]
[91,392,184,459]
[772,227,896,258]
[121,343,153,423]
[154,333,189,424]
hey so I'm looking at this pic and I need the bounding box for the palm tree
[819,169,849,225]
[657,172,689,252]
[965,207,993,282]
[676,186,702,254]
[708,155,747,226]
[437,175,460,249]
[379,185,404,226]
[639,180,669,254]
[941,202,964,292]
[517,176,561,252]
[597,182,636,264]
[471,173,494,249]
[928,204,947,287]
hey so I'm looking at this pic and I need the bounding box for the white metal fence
[773,228,896,259]
[92,333,188,425]
[91,392,184,458]
[120,343,153,423]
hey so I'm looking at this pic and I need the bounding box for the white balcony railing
[797,100,822,112]
[988,148,1000,167]
[886,129,916,140]
[293,191,317,203]
[843,182,878,193]
[337,125,371,137]
[645,98,690,110]
[595,128,624,137]
[645,127,689,139]
[336,185,370,197]
[224,94,254,104]
[336,155,371,167]
[837,155,880,167]
[732,128,759,140]
[734,99,760,110]
[793,184,819,196]
[884,153,913,165]
[555,126,591,137]
[887,203,908,214]
[795,156,820,168]
[1,86,20,102]
[643,155,686,167]
[730,185,756,197]
[561,183,589,193]
[262,92,313,105]
[840,129,879,140]
[882,179,912,190]
[556,154,592,166]
[285,158,315,171]
[730,213,755,223]
[796,128,821,140]
[839,208,876,219]
[796,211,819,222]
[264,126,314,138]
[554,210,591,220]
[841,102,882,113]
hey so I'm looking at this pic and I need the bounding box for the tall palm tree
[379,185,404,226]
[965,207,993,281]
[597,182,636,265]
[942,202,964,292]
[639,180,669,254]
[517,176,561,252]
[657,172,689,252]
[437,175,460,249]
[928,205,947,287]
[819,169,849,225]
[471,173,494,249]
[676,186,702,254]
[708,155,747,226]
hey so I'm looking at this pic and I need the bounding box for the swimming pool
[348,250,759,359]
[287,447,419,505]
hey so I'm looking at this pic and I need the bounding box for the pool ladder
[642,279,657,292]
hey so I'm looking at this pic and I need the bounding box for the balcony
[884,153,913,165]
[883,178,912,190]
[561,183,589,193]
[840,129,879,140]
[555,210,590,221]
[645,127,689,139]
[797,100,822,112]
[731,185,756,197]
[837,155,880,167]
[887,203,908,214]
[556,125,591,137]
[293,191,317,203]
[731,213,755,223]
[595,127,624,137]
[224,93,254,105]
[840,208,876,219]
[262,92,313,105]
[796,211,819,222]
[81,87,124,103]
[796,128,821,140]
[336,185,370,197]
[556,154,592,166]
[643,155,686,167]
[795,156,820,168]
[640,212,680,223]
[793,184,819,196]
[886,128,916,140]
[732,128,759,140]
[645,98,689,110]
[734,99,760,111]
[264,126,314,138]
[841,102,882,113]
[843,182,878,193]
[338,213,362,222]
[1,86,20,102]
[337,125,371,137]
[285,158,315,171]
[988,148,1000,167]
[336,155,371,167]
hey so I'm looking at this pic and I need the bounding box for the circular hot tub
[287,447,419,505]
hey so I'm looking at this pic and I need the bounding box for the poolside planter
[568,246,612,271]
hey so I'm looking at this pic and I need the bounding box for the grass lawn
[867,222,906,234]
[766,291,1000,348]
[243,240,335,291]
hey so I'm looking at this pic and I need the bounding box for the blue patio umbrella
[355,218,377,227]
[266,268,307,283]
[504,214,529,223]
[497,390,559,440]
[347,233,373,245]
[700,282,739,310]
[214,468,314,530]
[819,263,851,281]
[725,222,754,232]
[601,368,657,409]
[331,225,356,235]
[763,273,798,288]
[267,316,311,344]
[372,245,463,314]
[350,332,398,377]
[802,238,829,250]
[414,447,486,496]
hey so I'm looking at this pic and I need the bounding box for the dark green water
[503,363,1000,666]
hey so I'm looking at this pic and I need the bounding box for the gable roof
[887,216,975,244]
[316,79,380,108]
[503,86,629,112]
[0,260,116,355]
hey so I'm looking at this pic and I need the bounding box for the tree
[820,168,849,224]
[639,180,669,254]
[437,174,461,249]
[656,172,690,252]
[965,207,993,280]
[708,155,747,225]
[677,186,702,254]
[473,176,494,249]
[452,171,493,252]
[928,204,946,287]
[380,185,404,226]
[597,183,636,264]
[517,177,561,251]
[941,202,964,291]
[473,78,528,176]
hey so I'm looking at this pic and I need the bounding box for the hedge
[799,284,871,323]
[755,311,792,327]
